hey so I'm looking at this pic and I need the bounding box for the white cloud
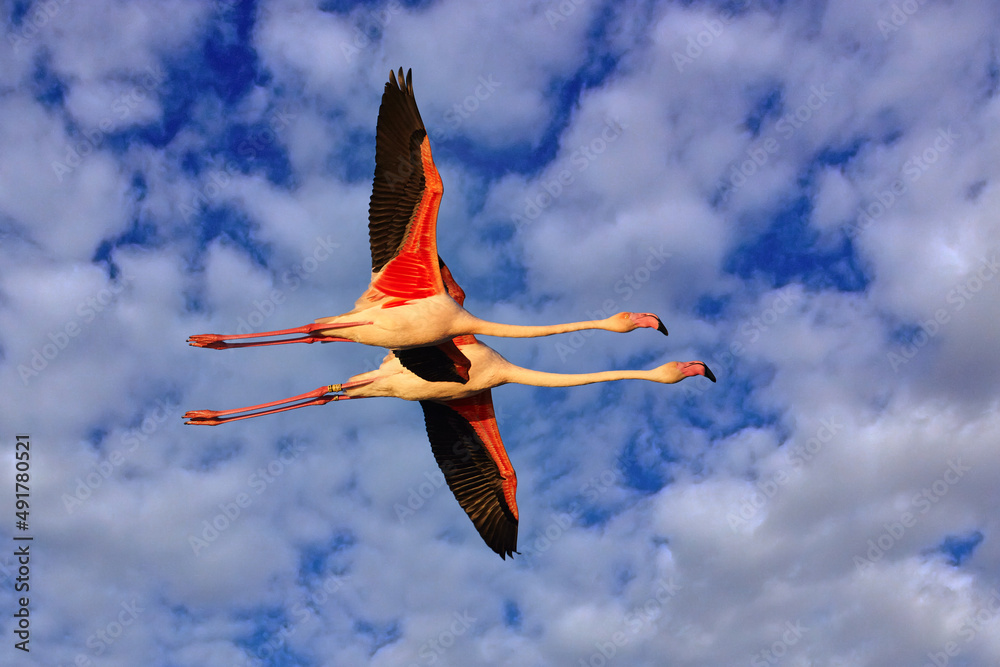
[3,1,1000,666]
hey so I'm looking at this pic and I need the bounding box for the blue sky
[2,0,1000,665]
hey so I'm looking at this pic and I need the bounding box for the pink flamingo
[187,68,668,381]
[184,341,714,558]
[185,263,715,558]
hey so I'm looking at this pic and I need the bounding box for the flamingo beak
[682,362,716,382]
[630,313,668,336]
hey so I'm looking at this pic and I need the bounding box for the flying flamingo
[187,68,668,383]
[184,342,714,557]
[186,258,715,558]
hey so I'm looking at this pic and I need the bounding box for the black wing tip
[389,67,412,92]
[473,499,519,560]
[421,401,520,559]
[497,549,518,560]
[492,528,519,559]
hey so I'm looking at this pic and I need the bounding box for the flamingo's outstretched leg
[184,379,374,425]
[188,321,370,350]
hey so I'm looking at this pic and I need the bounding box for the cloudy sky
[2,0,1000,665]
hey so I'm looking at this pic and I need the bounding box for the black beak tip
[703,365,717,383]
[657,320,669,336]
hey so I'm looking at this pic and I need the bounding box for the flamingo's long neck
[466,316,609,339]
[502,365,654,388]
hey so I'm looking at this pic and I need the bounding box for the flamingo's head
[652,361,717,384]
[607,312,668,335]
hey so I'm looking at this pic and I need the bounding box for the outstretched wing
[420,391,518,559]
[368,67,445,300]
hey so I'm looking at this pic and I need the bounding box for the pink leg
[190,335,354,349]
[188,321,371,349]
[184,379,373,425]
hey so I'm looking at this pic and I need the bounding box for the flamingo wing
[394,341,471,383]
[437,256,466,307]
[420,390,518,559]
[368,67,445,300]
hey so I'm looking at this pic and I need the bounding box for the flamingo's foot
[183,409,219,420]
[185,416,224,426]
[187,334,229,349]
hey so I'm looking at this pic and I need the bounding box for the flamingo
[185,258,715,558]
[184,345,714,558]
[187,67,668,383]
